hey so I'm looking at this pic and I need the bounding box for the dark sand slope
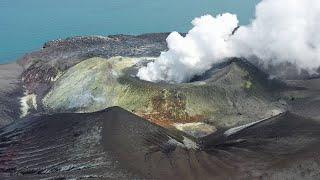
[285,78,320,120]
[1,107,320,179]
[0,63,23,126]
[201,112,320,180]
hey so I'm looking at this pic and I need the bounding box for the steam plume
[138,0,320,83]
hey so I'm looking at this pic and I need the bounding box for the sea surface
[0,0,260,63]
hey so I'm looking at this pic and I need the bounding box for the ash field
[0,33,319,179]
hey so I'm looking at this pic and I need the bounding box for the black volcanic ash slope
[1,107,320,179]
[0,63,23,127]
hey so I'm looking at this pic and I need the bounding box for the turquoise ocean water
[0,0,260,63]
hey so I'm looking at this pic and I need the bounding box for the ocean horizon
[0,0,259,63]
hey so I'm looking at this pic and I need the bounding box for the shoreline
[0,33,173,65]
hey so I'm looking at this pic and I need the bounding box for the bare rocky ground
[0,63,23,127]
[0,108,319,179]
[0,33,319,179]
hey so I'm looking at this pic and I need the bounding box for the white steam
[137,13,238,83]
[137,0,320,83]
[233,0,320,70]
